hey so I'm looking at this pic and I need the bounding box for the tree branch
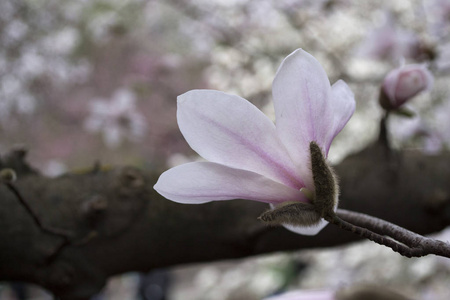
[4,181,72,240]
[1,143,450,299]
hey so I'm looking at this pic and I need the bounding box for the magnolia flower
[380,64,433,110]
[154,49,355,235]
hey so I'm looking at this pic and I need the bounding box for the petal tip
[282,220,329,236]
[177,90,195,104]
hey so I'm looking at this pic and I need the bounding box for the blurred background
[0,0,449,299]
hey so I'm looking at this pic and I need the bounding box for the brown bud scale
[309,141,339,218]
[258,202,321,227]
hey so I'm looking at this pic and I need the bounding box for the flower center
[300,187,314,202]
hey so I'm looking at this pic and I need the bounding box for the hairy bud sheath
[259,141,338,227]
[309,141,338,218]
[258,201,322,226]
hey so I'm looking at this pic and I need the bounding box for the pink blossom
[436,43,450,72]
[84,89,147,148]
[389,114,444,154]
[355,15,420,61]
[380,64,433,110]
[154,49,355,235]
[424,0,450,38]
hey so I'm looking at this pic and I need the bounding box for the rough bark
[1,141,449,299]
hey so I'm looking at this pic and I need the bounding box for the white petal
[272,49,333,189]
[324,80,356,153]
[177,89,304,189]
[268,202,330,236]
[154,162,308,204]
[263,289,335,300]
[279,199,338,236]
[282,220,329,236]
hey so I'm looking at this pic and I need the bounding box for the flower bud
[379,64,433,110]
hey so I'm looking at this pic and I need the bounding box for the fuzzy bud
[379,64,433,110]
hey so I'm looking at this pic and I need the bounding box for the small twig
[324,214,420,257]
[378,111,390,149]
[337,209,450,258]
[337,209,422,247]
[325,209,450,258]
[377,111,402,173]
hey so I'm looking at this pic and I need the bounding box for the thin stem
[378,111,390,149]
[325,214,423,258]
[377,111,401,171]
[337,209,422,248]
[327,210,450,258]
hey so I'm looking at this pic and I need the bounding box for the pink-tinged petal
[270,199,337,235]
[177,90,304,189]
[272,49,333,189]
[264,289,335,300]
[282,219,329,236]
[266,203,329,235]
[382,64,433,108]
[383,68,400,103]
[324,80,356,153]
[154,162,308,204]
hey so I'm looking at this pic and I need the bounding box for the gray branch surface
[1,142,450,299]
